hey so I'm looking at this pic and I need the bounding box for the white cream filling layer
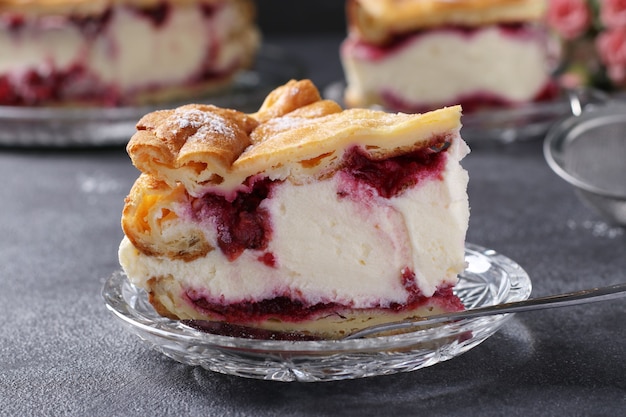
[119,137,470,309]
[89,7,210,89]
[0,4,255,92]
[341,26,550,104]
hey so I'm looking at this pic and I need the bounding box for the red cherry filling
[0,64,123,106]
[132,2,171,27]
[0,76,18,104]
[187,293,339,323]
[1,14,25,31]
[185,284,462,330]
[339,139,449,199]
[70,9,113,38]
[200,4,219,18]
[393,268,464,312]
[257,252,277,268]
[344,23,542,60]
[193,179,274,261]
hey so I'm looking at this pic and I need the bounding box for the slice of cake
[340,0,557,113]
[118,79,470,339]
[0,0,259,106]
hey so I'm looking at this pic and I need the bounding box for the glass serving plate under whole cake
[0,45,304,148]
[102,243,532,382]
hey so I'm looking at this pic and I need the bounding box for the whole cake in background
[118,79,471,339]
[340,0,558,113]
[0,0,260,107]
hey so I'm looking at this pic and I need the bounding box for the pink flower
[596,27,626,82]
[600,0,626,28]
[547,0,592,40]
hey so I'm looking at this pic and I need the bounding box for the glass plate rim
[102,242,532,354]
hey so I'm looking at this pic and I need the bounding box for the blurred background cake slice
[0,0,260,106]
[340,0,557,113]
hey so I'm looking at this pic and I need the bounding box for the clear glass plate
[0,45,304,148]
[102,243,531,382]
[323,81,609,143]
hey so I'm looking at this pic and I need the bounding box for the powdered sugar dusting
[288,85,300,98]
[170,108,236,139]
[265,117,312,132]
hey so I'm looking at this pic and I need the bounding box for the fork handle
[345,282,626,339]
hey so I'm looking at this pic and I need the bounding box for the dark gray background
[257,1,346,34]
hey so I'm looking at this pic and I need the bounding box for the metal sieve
[544,104,626,226]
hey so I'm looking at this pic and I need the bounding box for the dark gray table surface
[2,34,626,416]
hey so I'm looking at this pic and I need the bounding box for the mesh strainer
[544,105,626,226]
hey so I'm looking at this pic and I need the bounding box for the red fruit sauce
[133,2,171,27]
[343,23,543,61]
[193,178,274,262]
[184,285,462,338]
[338,141,449,199]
